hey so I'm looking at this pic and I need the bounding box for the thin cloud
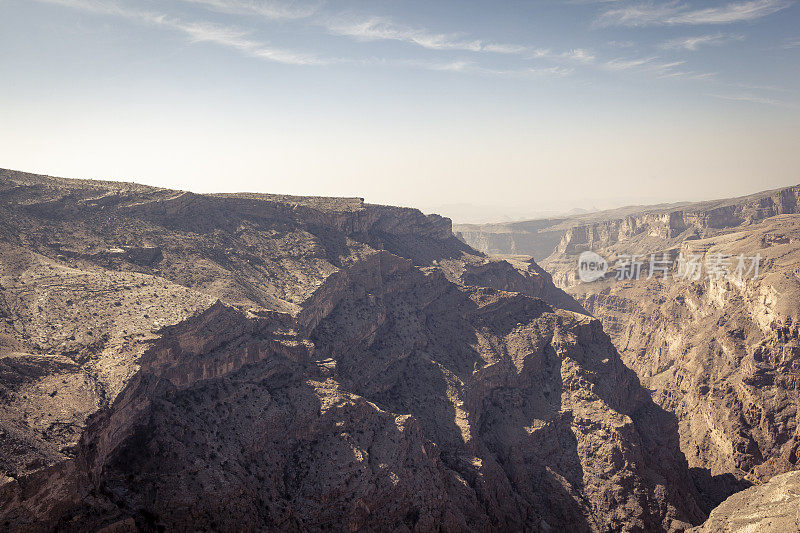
[323,16,597,65]
[477,65,575,78]
[187,1,594,63]
[36,0,759,88]
[180,0,319,20]
[323,15,528,55]
[603,56,685,73]
[658,70,717,80]
[708,92,800,108]
[383,59,574,78]
[33,0,582,78]
[597,0,793,27]
[606,40,636,48]
[179,0,520,54]
[604,57,655,69]
[35,0,331,65]
[565,48,596,62]
[736,82,789,91]
[660,32,745,50]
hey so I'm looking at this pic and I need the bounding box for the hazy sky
[1,0,799,222]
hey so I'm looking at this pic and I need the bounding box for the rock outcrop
[0,168,472,478]
[2,250,704,531]
[458,183,800,503]
[455,185,800,270]
[690,470,800,532]
[0,168,710,531]
[568,217,800,493]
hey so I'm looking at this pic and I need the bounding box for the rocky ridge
[0,169,708,531]
[0,167,479,478]
[458,185,800,483]
[2,250,704,531]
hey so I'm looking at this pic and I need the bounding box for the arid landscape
[3,0,800,530]
[0,168,797,531]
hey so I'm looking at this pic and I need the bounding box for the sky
[1,0,799,222]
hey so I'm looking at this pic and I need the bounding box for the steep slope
[571,216,800,488]
[0,168,551,479]
[459,183,800,503]
[2,251,704,531]
[0,168,711,531]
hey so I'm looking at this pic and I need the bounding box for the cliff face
[555,185,800,256]
[455,185,800,270]
[565,215,800,508]
[459,184,800,499]
[454,219,566,261]
[0,169,709,531]
[2,251,704,532]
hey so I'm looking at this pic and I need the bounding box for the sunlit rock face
[458,186,800,514]
[690,470,800,533]
[563,217,800,493]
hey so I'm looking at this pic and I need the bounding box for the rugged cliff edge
[691,470,800,532]
[0,167,476,478]
[455,185,800,271]
[0,169,707,531]
[458,184,800,520]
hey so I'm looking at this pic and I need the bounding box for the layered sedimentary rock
[569,217,800,491]
[455,185,800,272]
[458,185,800,515]
[0,168,708,531]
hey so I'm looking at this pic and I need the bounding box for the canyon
[460,183,800,529]
[1,168,798,531]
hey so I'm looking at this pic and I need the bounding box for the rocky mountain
[0,169,708,531]
[460,182,800,518]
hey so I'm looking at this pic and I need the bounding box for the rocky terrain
[691,470,800,532]
[462,183,800,522]
[0,167,484,478]
[0,169,712,531]
[571,217,800,488]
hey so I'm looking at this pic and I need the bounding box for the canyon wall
[456,185,800,267]
[562,215,800,509]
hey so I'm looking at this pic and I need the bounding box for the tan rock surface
[690,470,800,532]
[459,186,800,516]
[566,217,800,491]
